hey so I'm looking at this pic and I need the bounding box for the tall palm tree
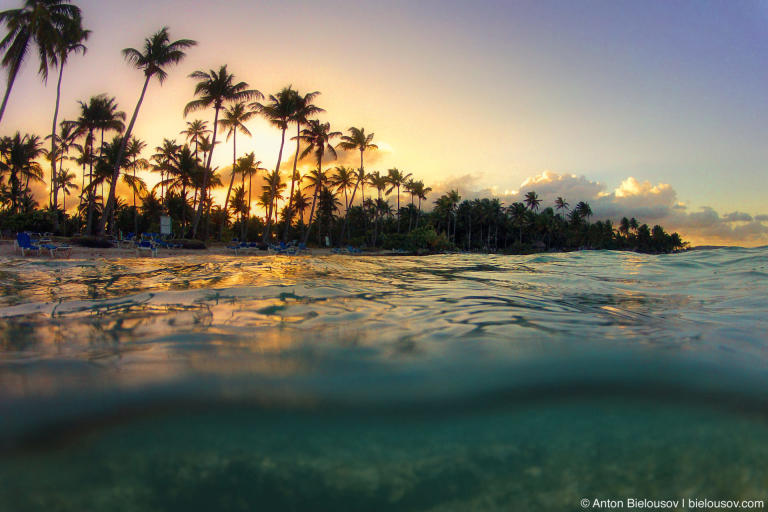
[524,191,542,211]
[98,26,196,235]
[295,120,340,244]
[47,13,87,213]
[236,152,265,239]
[45,118,80,207]
[574,201,593,221]
[413,180,432,228]
[159,144,199,231]
[151,138,180,206]
[56,168,76,211]
[88,94,127,232]
[261,169,286,236]
[337,127,377,210]
[0,0,82,125]
[286,90,323,216]
[385,167,412,232]
[0,132,43,213]
[218,101,255,216]
[184,65,261,237]
[126,136,148,233]
[554,196,569,215]
[330,165,355,213]
[179,119,209,163]
[508,202,528,244]
[301,167,328,241]
[366,171,387,244]
[254,86,298,212]
[91,94,126,185]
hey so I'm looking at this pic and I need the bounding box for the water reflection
[0,249,765,403]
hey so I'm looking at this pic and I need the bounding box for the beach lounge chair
[227,242,250,255]
[136,239,157,257]
[16,233,41,256]
[40,242,72,258]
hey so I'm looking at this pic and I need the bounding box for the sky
[2,0,767,246]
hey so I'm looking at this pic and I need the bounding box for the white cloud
[426,171,768,247]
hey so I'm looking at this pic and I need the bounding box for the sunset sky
[2,0,767,245]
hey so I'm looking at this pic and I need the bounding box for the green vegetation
[0,1,685,254]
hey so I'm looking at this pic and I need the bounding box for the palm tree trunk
[50,64,64,216]
[340,150,364,244]
[99,74,152,236]
[287,123,300,210]
[282,122,301,242]
[264,127,286,242]
[302,157,322,245]
[222,131,237,218]
[244,172,253,240]
[396,185,401,233]
[220,131,237,240]
[86,133,96,234]
[192,105,221,238]
[133,161,138,234]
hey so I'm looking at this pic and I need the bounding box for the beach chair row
[14,232,72,258]
[331,246,363,255]
[227,240,307,255]
[120,233,183,256]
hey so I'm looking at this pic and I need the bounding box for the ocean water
[0,248,767,511]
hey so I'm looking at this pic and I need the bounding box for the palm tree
[295,120,340,243]
[254,87,298,210]
[291,190,310,225]
[126,136,148,233]
[508,202,528,244]
[159,144,199,232]
[0,132,43,213]
[330,166,355,213]
[179,119,209,163]
[301,167,328,241]
[619,216,630,238]
[554,196,569,215]
[98,27,196,235]
[286,90,323,216]
[56,168,76,211]
[261,169,286,237]
[151,138,180,205]
[45,118,80,208]
[92,95,126,182]
[524,191,542,211]
[74,94,124,233]
[385,167,412,232]
[0,0,82,125]
[184,65,261,237]
[218,101,255,218]
[337,127,377,211]
[47,13,88,213]
[338,126,376,244]
[236,152,266,238]
[574,201,593,221]
[411,179,431,228]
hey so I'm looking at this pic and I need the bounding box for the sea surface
[1,247,767,511]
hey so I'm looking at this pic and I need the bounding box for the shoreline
[0,238,733,261]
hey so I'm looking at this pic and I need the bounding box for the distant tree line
[0,1,685,254]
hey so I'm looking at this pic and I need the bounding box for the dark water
[1,248,767,511]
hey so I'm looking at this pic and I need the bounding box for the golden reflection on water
[0,249,766,401]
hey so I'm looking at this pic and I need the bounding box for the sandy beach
[0,240,397,260]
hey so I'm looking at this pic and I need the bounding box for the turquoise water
[1,248,767,510]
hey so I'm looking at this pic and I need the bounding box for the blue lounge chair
[16,233,40,256]
[40,241,72,258]
[136,239,157,257]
